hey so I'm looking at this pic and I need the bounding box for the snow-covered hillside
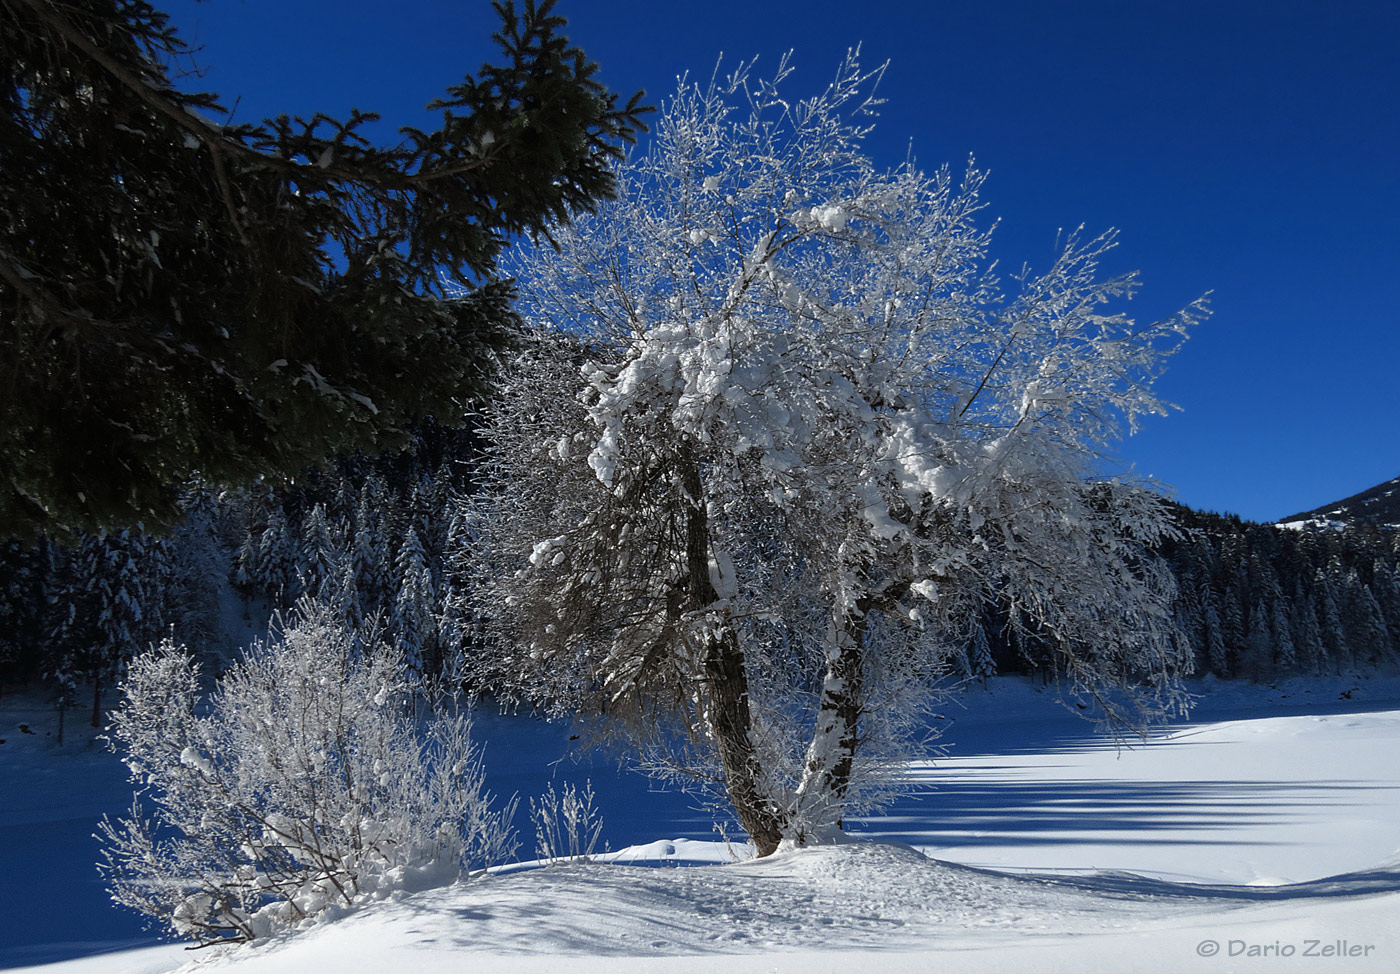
[1278,475,1400,528]
[4,675,1399,974]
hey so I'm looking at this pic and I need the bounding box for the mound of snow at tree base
[15,842,1400,974]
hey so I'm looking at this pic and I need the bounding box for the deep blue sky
[161,0,1398,522]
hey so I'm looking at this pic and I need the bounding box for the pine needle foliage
[0,0,648,539]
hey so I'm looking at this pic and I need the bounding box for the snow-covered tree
[48,528,162,727]
[100,601,517,944]
[1343,573,1392,666]
[351,477,394,611]
[297,503,345,601]
[1315,568,1352,673]
[392,527,440,676]
[464,54,1206,854]
[255,507,299,606]
[1372,562,1400,644]
[1201,592,1229,677]
[966,619,997,686]
[160,493,227,655]
[1290,578,1326,675]
[1270,599,1297,673]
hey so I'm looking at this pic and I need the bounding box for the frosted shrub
[100,601,517,944]
[530,780,604,864]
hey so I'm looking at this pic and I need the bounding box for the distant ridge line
[1277,474,1400,526]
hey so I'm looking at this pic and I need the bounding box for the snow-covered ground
[4,674,1399,974]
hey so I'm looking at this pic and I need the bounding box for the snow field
[4,675,1399,973]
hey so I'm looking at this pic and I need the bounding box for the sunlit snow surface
[4,675,1399,974]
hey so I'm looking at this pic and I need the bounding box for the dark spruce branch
[0,0,649,540]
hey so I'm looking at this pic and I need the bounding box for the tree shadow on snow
[848,774,1398,850]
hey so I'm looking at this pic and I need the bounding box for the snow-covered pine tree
[411,474,452,574]
[465,54,1205,853]
[392,527,439,677]
[1290,578,1326,675]
[436,509,474,671]
[297,503,345,602]
[160,494,226,655]
[1344,574,1392,666]
[48,529,165,727]
[1242,600,1275,680]
[1372,562,1400,649]
[1201,590,1229,677]
[352,477,394,612]
[967,619,997,687]
[1171,571,1206,672]
[256,507,299,606]
[1315,568,1352,674]
[1220,576,1248,672]
[1270,599,1297,673]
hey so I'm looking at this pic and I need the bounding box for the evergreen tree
[967,620,997,686]
[297,503,344,601]
[1372,562,1400,645]
[1220,579,1247,671]
[2,0,648,538]
[1171,573,1206,671]
[161,496,226,654]
[256,507,299,606]
[1201,587,1229,677]
[231,530,259,594]
[1345,578,1392,666]
[436,509,474,671]
[1290,579,1326,675]
[351,481,393,614]
[1315,569,1352,673]
[47,529,162,726]
[391,527,438,676]
[1244,600,1273,681]
[329,560,365,629]
[1270,599,1296,673]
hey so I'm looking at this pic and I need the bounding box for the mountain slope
[1278,474,1400,527]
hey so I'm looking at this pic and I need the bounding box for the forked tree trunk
[681,454,786,856]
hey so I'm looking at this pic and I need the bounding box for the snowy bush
[100,600,517,944]
[530,780,604,864]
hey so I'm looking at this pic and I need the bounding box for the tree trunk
[795,574,911,835]
[704,626,785,856]
[795,601,868,831]
[90,673,102,728]
[680,453,785,856]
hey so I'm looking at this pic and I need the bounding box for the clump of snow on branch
[462,50,1208,852]
[99,600,517,945]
